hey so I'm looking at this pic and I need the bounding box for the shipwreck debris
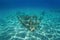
[17,11,45,31]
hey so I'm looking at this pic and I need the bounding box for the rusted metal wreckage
[17,11,45,31]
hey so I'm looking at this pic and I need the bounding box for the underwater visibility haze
[0,0,60,40]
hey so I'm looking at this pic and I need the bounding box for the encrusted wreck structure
[17,11,45,31]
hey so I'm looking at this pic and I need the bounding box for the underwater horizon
[0,0,60,40]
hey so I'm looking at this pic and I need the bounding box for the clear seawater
[0,0,60,40]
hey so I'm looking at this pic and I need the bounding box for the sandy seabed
[0,8,60,40]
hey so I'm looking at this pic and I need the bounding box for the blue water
[0,0,60,40]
